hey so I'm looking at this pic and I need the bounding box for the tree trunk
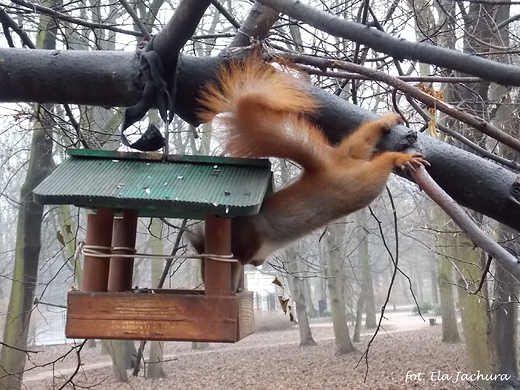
[490,225,519,389]
[435,211,460,343]
[456,233,494,388]
[147,218,166,379]
[284,247,316,346]
[438,257,460,343]
[429,259,439,305]
[104,340,129,382]
[0,118,53,388]
[325,222,355,354]
[147,341,166,379]
[492,261,518,377]
[356,210,376,329]
[353,290,365,342]
[58,205,82,287]
[0,6,55,387]
[302,279,318,318]
[0,111,54,389]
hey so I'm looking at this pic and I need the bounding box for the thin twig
[62,104,90,149]
[57,340,87,390]
[473,255,493,295]
[356,189,422,379]
[0,341,40,355]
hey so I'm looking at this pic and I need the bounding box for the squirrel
[190,58,429,267]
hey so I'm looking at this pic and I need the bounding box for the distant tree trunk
[0,6,55,388]
[413,264,424,302]
[325,222,355,354]
[0,111,54,389]
[489,225,520,389]
[102,337,137,381]
[356,209,376,329]
[284,247,317,346]
[456,233,494,388]
[489,50,519,387]
[302,278,318,318]
[104,340,129,382]
[277,160,316,346]
[58,205,82,287]
[353,290,365,342]
[438,257,460,343]
[147,218,166,379]
[492,258,518,378]
[436,212,460,343]
[429,259,439,305]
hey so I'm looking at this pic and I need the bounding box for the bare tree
[2,0,520,387]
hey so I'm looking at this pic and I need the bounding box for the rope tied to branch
[120,36,179,152]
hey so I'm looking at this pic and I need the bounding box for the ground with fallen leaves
[22,310,475,389]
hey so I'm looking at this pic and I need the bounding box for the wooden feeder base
[65,290,254,342]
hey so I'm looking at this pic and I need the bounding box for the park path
[24,308,434,383]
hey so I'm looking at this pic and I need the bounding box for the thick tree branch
[410,165,520,282]
[256,0,520,87]
[152,0,211,71]
[0,49,519,232]
[0,49,141,107]
[227,2,280,48]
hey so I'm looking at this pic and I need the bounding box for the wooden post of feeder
[108,209,138,292]
[82,207,114,292]
[204,214,232,296]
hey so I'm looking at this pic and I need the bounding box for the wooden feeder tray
[66,289,254,342]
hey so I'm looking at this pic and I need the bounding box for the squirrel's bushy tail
[197,59,329,171]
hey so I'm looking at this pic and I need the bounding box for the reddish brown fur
[193,59,428,266]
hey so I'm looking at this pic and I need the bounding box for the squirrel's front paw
[400,153,430,172]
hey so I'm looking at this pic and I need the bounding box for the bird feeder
[33,149,273,343]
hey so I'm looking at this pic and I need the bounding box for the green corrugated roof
[33,149,272,219]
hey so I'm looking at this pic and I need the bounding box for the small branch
[256,0,520,87]
[57,340,87,390]
[403,94,520,171]
[473,255,493,295]
[357,192,423,378]
[63,104,90,149]
[293,63,483,83]
[33,297,67,309]
[0,6,35,48]
[119,0,152,40]
[210,0,240,29]
[275,53,520,153]
[0,341,40,355]
[9,0,142,37]
[410,165,520,282]
[158,219,188,288]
